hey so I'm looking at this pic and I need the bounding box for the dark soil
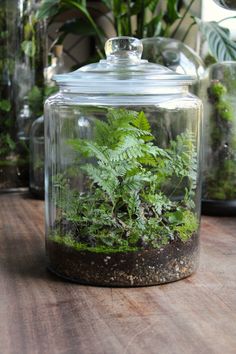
[46,233,199,287]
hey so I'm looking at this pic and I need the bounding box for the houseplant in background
[36,0,236,63]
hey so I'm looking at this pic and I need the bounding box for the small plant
[50,108,198,253]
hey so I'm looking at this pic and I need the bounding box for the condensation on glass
[45,37,203,286]
[202,62,236,215]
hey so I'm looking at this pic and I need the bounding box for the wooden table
[0,192,236,354]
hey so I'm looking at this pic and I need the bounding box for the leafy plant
[197,19,236,61]
[50,108,199,253]
[37,0,236,63]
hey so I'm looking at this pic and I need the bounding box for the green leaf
[21,41,36,57]
[36,0,60,20]
[132,111,151,133]
[166,0,181,24]
[145,12,163,37]
[197,20,236,61]
[166,210,184,224]
[0,100,11,112]
[148,0,160,13]
[28,86,43,116]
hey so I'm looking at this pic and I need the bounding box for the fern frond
[132,111,151,133]
[107,108,138,124]
[94,119,111,146]
[110,136,144,161]
[82,164,119,201]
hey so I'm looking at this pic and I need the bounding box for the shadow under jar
[44,37,203,287]
[202,62,236,216]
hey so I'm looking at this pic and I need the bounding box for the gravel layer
[46,233,199,287]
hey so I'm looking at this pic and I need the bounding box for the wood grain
[0,192,236,354]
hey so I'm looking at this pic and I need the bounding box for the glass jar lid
[54,37,194,94]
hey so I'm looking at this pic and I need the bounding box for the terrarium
[29,116,44,198]
[202,62,236,215]
[45,37,202,286]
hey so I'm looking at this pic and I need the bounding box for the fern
[52,108,199,251]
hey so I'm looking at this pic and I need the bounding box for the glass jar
[202,62,236,215]
[0,0,46,190]
[213,0,236,9]
[142,37,206,97]
[28,45,68,199]
[29,116,44,198]
[45,37,202,286]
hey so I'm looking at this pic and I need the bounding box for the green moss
[215,100,233,122]
[174,210,199,241]
[49,235,139,253]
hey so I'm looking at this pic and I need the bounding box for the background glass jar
[202,62,236,215]
[141,37,206,98]
[0,0,46,190]
[29,116,44,199]
[213,0,236,9]
[45,37,202,286]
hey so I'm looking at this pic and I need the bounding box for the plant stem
[171,0,196,38]
[181,20,196,42]
[64,0,105,48]
[217,16,236,24]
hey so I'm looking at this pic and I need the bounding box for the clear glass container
[0,0,46,190]
[29,45,68,199]
[202,62,236,215]
[45,37,203,286]
[142,37,206,97]
[29,116,44,198]
[213,0,236,9]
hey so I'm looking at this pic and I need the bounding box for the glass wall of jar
[29,116,44,198]
[213,0,236,9]
[202,62,236,215]
[44,37,203,287]
[28,45,68,199]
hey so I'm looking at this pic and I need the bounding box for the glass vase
[44,37,203,287]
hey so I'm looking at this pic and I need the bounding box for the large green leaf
[0,100,11,112]
[198,20,236,61]
[21,41,36,57]
[166,0,181,24]
[36,0,60,20]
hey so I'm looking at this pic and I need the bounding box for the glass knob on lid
[105,37,143,63]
